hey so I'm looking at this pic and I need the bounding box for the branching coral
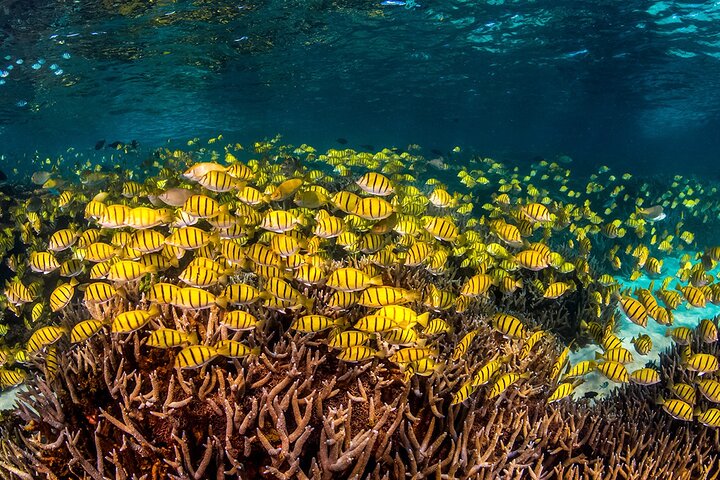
[0,306,718,479]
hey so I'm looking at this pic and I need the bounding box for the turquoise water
[1,1,720,176]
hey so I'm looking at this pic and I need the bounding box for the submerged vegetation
[0,137,718,477]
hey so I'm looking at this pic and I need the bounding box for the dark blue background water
[1,0,719,177]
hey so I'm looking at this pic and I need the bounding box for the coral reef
[1,306,718,479]
[1,144,720,480]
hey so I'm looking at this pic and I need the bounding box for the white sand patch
[0,385,26,411]
[568,253,720,399]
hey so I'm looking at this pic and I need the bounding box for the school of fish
[2,136,720,427]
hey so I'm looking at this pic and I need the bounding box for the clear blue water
[1,0,720,177]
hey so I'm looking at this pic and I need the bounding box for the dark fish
[336,138,348,145]
[359,144,375,151]
[95,140,106,150]
[430,149,443,156]
[0,169,6,181]
[584,391,599,399]
[105,140,138,151]
[26,197,43,212]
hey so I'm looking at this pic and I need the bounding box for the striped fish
[352,197,394,221]
[683,352,719,375]
[327,330,369,349]
[629,368,661,385]
[358,286,418,307]
[487,372,530,399]
[111,306,161,333]
[356,172,394,196]
[696,408,720,428]
[451,381,476,405]
[547,381,577,403]
[618,295,648,328]
[693,379,720,405]
[26,325,67,353]
[451,330,478,361]
[657,397,693,421]
[214,340,259,358]
[326,267,383,292]
[460,274,493,297]
[471,357,505,387]
[514,249,550,271]
[70,319,105,344]
[220,311,259,331]
[146,328,198,348]
[173,287,226,310]
[424,217,459,242]
[198,170,242,192]
[491,313,527,339]
[182,194,226,219]
[596,361,629,383]
[48,228,78,252]
[50,279,78,312]
[175,345,219,369]
[337,345,382,362]
[29,251,61,274]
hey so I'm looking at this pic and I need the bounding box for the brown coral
[0,306,718,480]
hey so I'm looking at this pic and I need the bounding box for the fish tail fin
[303,296,315,312]
[144,265,158,275]
[416,312,430,328]
[116,286,128,300]
[215,295,229,309]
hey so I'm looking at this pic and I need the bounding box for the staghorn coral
[0,303,719,480]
